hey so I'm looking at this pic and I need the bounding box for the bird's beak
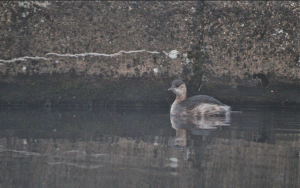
[168,87,174,91]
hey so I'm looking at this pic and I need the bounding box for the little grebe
[168,79,230,117]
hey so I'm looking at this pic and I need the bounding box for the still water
[0,105,300,188]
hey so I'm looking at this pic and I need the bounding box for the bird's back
[180,95,223,111]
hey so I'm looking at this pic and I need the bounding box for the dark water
[0,105,300,188]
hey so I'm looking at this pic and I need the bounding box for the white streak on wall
[0,50,160,64]
[0,58,27,63]
[46,50,160,57]
[0,56,50,63]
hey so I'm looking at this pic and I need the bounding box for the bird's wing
[180,95,223,110]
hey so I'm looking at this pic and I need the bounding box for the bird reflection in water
[169,114,231,148]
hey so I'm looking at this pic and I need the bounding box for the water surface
[0,105,300,188]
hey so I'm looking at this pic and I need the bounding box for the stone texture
[0,1,300,106]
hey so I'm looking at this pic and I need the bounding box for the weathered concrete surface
[0,1,300,106]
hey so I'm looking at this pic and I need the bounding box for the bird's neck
[175,93,186,102]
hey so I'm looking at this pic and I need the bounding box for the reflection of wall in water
[0,131,299,188]
[0,135,196,188]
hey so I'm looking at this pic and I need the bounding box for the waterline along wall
[0,1,300,106]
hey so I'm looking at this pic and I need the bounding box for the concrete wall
[0,1,299,106]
